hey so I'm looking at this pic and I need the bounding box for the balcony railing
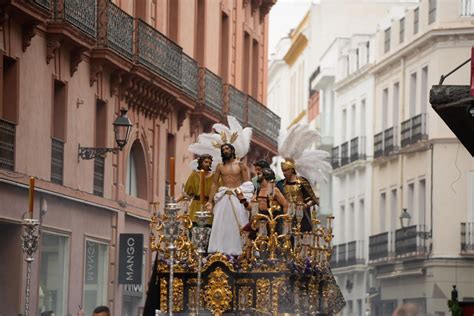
[395,225,427,257]
[55,0,98,38]
[93,156,105,197]
[106,2,134,59]
[383,126,398,155]
[51,138,64,185]
[369,232,389,261]
[248,96,280,142]
[401,119,411,147]
[137,20,182,86]
[331,146,340,169]
[400,114,427,148]
[374,132,384,158]
[204,69,224,114]
[411,113,427,143]
[332,240,365,268]
[0,119,15,171]
[227,85,246,124]
[347,240,365,265]
[340,141,349,166]
[461,222,474,254]
[25,0,281,150]
[337,243,347,267]
[181,53,199,100]
[350,136,366,162]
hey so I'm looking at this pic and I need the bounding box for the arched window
[126,141,147,200]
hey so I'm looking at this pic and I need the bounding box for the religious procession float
[143,117,345,315]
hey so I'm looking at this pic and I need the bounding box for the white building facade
[369,0,474,315]
[329,34,377,316]
[268,2,474,313]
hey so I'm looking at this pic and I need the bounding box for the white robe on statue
[207,181,254,256]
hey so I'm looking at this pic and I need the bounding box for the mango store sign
[118,234,144,285]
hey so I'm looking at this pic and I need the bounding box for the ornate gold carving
[272,276,285,314]
[159,278,184,312]
[188,286,205,312]
[238,286,253,311]
[256,278,271,312]
[202,253,236,272]
[160,279,168,312]
[22,22,37,52]
[236,278,255,284]
[204,267,233,315]
[173,278,184,312]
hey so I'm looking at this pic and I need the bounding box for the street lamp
[399,208,411,229]
[78,109,133,160]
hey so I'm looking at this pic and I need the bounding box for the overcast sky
[268,0,313,58]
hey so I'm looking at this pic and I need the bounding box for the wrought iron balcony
[203,68,224,114]
[350,136,366,162]
[369,232,389,262]
[102,1,134,59]
[395,225,427,257]
[333,240,365,268]
[248,96,280,142]
[400,118,411,147]
[411,113,427,143]
[383,126,398,155]
[336,243,347,267]
[55,0,98,38]
[51,138,64,185]
[346,240,365,266]
[226,85,246,124]
[340,141,349,166]
[331,146,340,169]
[137,20,183,86]
[400,114,427,148]
[461,222,474,255]
[0,119,15,171]
[374,132,384,159]
[182,53,199,100]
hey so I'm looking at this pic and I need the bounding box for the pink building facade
[0,0,278,315]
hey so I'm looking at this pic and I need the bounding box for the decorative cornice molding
[22,22,37,52]
[90,61,104,87]
[70,48,86,76]
[46,37,61,64]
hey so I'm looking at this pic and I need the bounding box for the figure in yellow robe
[180,154,214,225]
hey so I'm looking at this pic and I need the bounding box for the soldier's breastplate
[285,184,303,204]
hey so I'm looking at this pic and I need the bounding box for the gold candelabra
[246,195,335,268]
[250,198,292,261]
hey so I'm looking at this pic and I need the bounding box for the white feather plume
[277,124,331,184]
[294,149,332,183]
[226,116,252,158]
[278,124,321,161]
[187,115,252,162]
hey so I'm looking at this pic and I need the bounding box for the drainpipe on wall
[399,57,406,228]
